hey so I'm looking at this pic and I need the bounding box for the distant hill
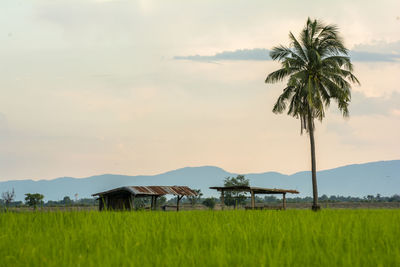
[1,160,399,201]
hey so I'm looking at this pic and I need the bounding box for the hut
[92,186,198,211]
[209,186,299,210]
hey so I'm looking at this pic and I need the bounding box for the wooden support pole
[220,190,225,210]
[282,193,286,210]
[130,195,135,211]
[150,196,154,211]
[99,197,103,211]
[154,196,158,211]
[251,190,255,209]
[128,195,132,210]
[176,195,183,211]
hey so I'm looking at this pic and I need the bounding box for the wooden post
[251,190,255,209]
[150,196,154,210]
[176,195,183,211]
[282,193,286,210]
[130,195,135,211]
[220,190,225,210]
[154,196,158,211]
[99,197,103,211]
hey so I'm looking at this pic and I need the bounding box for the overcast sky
[1,0,400,181]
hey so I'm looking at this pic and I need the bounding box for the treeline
[46,197,98,206]
[170,194,400,207]
[254,194,400,203]
[1,194,400,209]
[176,193,400,205]
[0,195,98,208]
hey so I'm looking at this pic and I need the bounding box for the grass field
[1,210,399,267]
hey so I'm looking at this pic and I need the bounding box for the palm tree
[265,18,359,211]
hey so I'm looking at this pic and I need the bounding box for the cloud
[324,91,400,117]
[353,40,400,54]
[174,48,271,61]
[350,40,400,62]
[323,92,400,147]
[175,41,400,62]
[349,51,400,62]
[350,91,400,116]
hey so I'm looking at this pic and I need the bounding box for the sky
[1,0,400,181]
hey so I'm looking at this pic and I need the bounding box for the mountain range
[1,160,399,201]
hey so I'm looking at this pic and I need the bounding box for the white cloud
[353,40,400,54]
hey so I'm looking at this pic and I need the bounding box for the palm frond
[272,86,294,114]
[265,67,299,83]
[269,45,292,61]
[322,56,353,71]
[289,32,308,63]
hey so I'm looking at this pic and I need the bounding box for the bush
[202,198,216,209]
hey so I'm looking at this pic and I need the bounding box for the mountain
[1,160,399,201]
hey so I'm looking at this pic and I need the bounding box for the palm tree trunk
[308,116,320,211]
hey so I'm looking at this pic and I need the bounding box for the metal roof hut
[92,186,198,211]
[209,186,299,210]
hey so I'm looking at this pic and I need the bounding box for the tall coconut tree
[265,18,359,210]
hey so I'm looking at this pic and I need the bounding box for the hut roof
[92,186,198,197]
[209,186,299,194]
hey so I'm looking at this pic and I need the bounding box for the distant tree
[25,193,44,210]
[319,194,329,202]
[63,196,72,206]
[223,175,250,207]
[264,195,278,203]
[74,198,97,206]
[366,195,374,202]
[202,197,216,210]
[11,201,23,207]
[187,189,203,207]
[157,196,167,208]
[254,196,264,203]
[133,197,150,210]
[1,188,15,209]
[389,194,400,202]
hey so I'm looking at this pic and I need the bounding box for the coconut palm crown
[265,18,359,210]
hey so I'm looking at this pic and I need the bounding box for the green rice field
[1,209,399,266]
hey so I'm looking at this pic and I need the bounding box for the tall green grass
[1,210,399,266]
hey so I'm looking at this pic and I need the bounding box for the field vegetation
[1,209,399,266]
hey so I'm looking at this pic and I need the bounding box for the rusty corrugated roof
[92,186,198,197]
